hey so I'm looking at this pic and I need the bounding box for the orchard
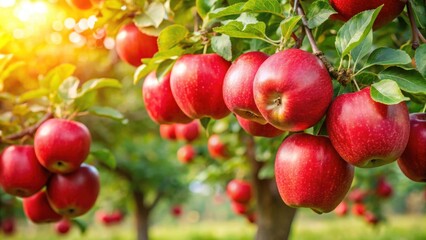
[0,0,426,240]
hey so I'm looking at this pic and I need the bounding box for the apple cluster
[226,179,255,223]
[0,118,100,226]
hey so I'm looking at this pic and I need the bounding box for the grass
[3,214,426,240]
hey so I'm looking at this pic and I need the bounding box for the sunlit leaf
[88,106,126,122]
[370,80,409,105]
[306,0,336,28]
[415,44,426,78]
[90,148,117,169]
[211,34,232,61]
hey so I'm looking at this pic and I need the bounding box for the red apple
[364,211,379,225]
[329,0,405,29]
[170,54,231,119]
[236,115,285,138]
[326,87,410,168]
[159,124,177,141]
[47,164,100,218]
[226,179,252,204]
[275,133,354,214]
[223,51,269,124]
[246,212,256,224]
[175,120,200,142]
[96,210,124,225]
[34,118,91,174]
[55,219,71,235]
[109,211,124,224]
[352,203,366,216]
[348,188,368,203]
[0,145,50,197]
[231,201,248,215]
[334,201,348,217]
[115,23,158,67]
[1,218,15,235]
[376,177,393,198]
[171,205,182,217]
[254,49,333,131]
[66,0,92,10]
[208,134,229,159]
[398,113,426,182]
[23,191,62,224]
[142,72,192,124]
[177,144,196,164]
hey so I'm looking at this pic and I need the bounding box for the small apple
[226,179,252,204]
[275,133,354,214]
[109,211,124,224]
[55,219,71,235]
[159,124,177,141]
[171,205,182,217]
[329,0,405,29]
[236,115,285,138]
[177,145,196,164]
[364,211,379,225]
[231,201,248,215]
[348,188,368,203]
[398,113,426,182]
[34,118,91,174]
[142,72,192,124]
[0,145,50,197]
[175,120,200,142]
[208,134,229,159]
[254,49,333,131]
[352,203,366,216]
[223,51,269,124]
[246,212,256,224]
[326,87,410,168]
[376,177,393,198]
[47,164,100,218]
[23,191,62,224]
[115,23,158,67]
[66,0,92,10]
[170,54,231,119]
[334,201,348,217]
[1,218,15,235]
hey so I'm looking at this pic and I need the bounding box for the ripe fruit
[23,191,62,223]
[175,121,200,142]
[352,203,366,216]
[35,119,91,174]
[236,115,284,138]
[348,188,368,203]
[47,164,100,218]
[223,52,268,124]
[398,113,426,182]
[246,212,256,224]
[231,201,248,215]
[55,219,71,235]
[171,205,182,217]
[207,134,229,159]
[226,180,252,204]
[376,177,393,198]
[159,124,177,141]
[0,145,50,197]
[334,201,348,217]
[115,23,158,67]
[66,0,92,10]
[326,87,410,168]
[1,218,15,235]
[329,0,405,29]
[96,210,124,225]
[177,145,196,164]
[254,49,333,131]
[364,211,379,225]
[275,133,354,214]
[170,54,231,119]
[142,72,192,124]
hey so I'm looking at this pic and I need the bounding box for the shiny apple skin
[236,115,285,138]
[23,191,62,224]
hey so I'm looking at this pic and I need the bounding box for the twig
[0,112,53,143]
[407,1,420,49]
[416,28,426,43]
[296,4,320,54]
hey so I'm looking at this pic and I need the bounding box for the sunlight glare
[0,0,15,8]
[14,1,48,22]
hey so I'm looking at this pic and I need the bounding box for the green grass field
[3,214,426,240]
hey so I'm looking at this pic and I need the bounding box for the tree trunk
[245,136,297,240]
[133,190,150,240]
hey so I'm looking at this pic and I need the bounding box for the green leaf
[378,67,426,103]
[77,78,121,98]
[211,35,232,61]
[363,47,411,69]
[88,106,126,122]
[90,148,117,169]
[156,59,175,80]
[280,16,301,42]
[158,25,189,51]
[306,0,337,28]
[209,3,245,19]
[214,14,267,40]
[411,0,426,29]
[370,80,409,105]
[19,89,50,103]
[415,44,426,78]
[58,77,80,101]
[351,30,373,68]
[134,2,165,28]
[200,117,211,131]
[335,7,382,56]
[71,219,87,234]
[196,0,217,19]
[242,0,283,17]
[40,64,76,90]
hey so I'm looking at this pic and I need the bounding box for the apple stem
[0,112,53,143]
[416,28,426,44]
[406,1,420,49]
